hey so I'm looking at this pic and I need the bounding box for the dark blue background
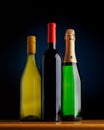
[0,6,104,120]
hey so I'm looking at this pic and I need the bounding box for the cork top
[27,36,36,53]
[64,29,75,40]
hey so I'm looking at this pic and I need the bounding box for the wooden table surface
[0,120,104,130]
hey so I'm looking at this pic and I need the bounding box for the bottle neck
[64,39,77,63]
[27,53,36,63]
[48,43,56,49]
[47,23,56,50]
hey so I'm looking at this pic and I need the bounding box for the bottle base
[61,115,82,121]
[20,115,41,121]
[41,117,61,122]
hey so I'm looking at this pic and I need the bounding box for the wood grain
[0,120,104,130]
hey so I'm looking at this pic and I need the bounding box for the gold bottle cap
[64,29,75,40]
[27,36,36,53]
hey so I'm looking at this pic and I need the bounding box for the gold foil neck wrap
[27,36,36,53]
[64,29,77,63]
[64,29,75,40]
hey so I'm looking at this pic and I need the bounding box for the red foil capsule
[48,22,56,44]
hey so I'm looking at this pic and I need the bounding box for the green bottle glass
[62,29,82,121]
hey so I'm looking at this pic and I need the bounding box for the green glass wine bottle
[62,29,82,121]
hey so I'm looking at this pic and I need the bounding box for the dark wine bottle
[41,22,62,121]
[61,29,82,121]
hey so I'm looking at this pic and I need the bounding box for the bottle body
[62,62,81,121]
[20,36,41,121]
[41,47,62,121]
[41,23,62,121]
[61,29,82,121]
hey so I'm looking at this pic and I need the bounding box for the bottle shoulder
[22,61,40,77]
[62,62,81,78]
[63,62,80,70]
[42,48,62,59]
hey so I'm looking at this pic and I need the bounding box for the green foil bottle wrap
[62,29,82,121]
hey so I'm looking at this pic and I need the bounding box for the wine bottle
[41,22,62,121]
[62,29,82,121]
[20,36,41,121]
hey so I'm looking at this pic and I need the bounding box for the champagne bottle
[41,22,62,121]
[62,29,82,121]
[20,36,41,121]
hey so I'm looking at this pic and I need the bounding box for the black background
[0,4,104,120]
